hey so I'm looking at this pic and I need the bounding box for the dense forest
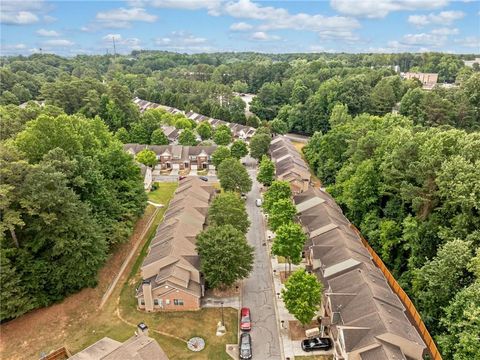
[0,51,479,359]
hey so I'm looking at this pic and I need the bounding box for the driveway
[241,157,282,360]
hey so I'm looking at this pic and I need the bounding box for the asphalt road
[241,158,282,360]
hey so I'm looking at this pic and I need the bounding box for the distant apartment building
[69,323,169,360]
[401,72,438,90]
[293,187,426,360]
[136,177,216,311]
[463,57,480,68]
[269,136,311,194]
[124,144,217,171]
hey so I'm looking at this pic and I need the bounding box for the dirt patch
[288,320,320,340]
[205,285,240,298]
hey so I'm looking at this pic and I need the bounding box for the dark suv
[301,337,332,352]
[239,332,252,359]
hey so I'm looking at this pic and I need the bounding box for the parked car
[240,307,251,331]
[239,332,252,359]
[255,198,262,207]
[301,337,332,352]
[179,176,186,180]
[199,176,208,181]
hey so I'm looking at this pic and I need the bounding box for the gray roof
[70,334,169,360]
[293,187,426,359]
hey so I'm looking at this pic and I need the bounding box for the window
[140,299,145,305]
[174,299,184,306]
[165,299,170,305]
[154,299,159,306]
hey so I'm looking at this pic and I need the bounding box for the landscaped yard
[148,182,179,204]
[0,182,237,360]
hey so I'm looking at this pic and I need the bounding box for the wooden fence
[39,347,70,360]
[350,224,443,360]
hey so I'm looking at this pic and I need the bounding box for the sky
[1,0,479,56]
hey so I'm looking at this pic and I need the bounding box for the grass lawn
[148,182,178,204]
[1,182,237,360]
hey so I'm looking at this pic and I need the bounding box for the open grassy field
[0,182,237,360]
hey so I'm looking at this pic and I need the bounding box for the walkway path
[241,157,282,360]
[99,206,160,309]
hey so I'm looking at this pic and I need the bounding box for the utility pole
[220,301,224,326]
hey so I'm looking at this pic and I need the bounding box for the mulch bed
[288,320,321,340]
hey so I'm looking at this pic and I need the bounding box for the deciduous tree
[268,199,297,231]
[263,180,292,213]
[272,222,306,273]
[230,140,248,159]
[249,132,271,160]
[282,269,322,325]
[217,158,252,193]
[196,225,254,289]
[257,155,275,186]
[136,149,157,167]
[211,146,231,168]
[208,192,250,233]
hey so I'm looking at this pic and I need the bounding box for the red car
[240,307,251,331]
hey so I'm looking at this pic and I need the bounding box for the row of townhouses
[136,177,216,311]
[269,136,311,194]
[124,144,218,171]
[133,97,256,140]
[268,136,426,360]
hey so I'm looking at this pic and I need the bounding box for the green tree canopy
[272,222,306,272]
[136,149,157,167]
[211,146,231,168]
[217,157,252,193]
[208,192,250,233]
[196,121,213,140]
[249,132,271,160]
[151,128,169,145]
[270,118,289,135]
[178,128,198,146]
[196,225,254,289]
[263,180,292,213]
[213,129,232,145]
[230,140,249,159]
[257,155,275,186]
[282,269,323,325]
[268,199,297,231]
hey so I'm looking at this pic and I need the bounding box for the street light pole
[221,301,224,326]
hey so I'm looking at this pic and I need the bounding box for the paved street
[242,158,282,360]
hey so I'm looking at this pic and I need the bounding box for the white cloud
[155,31,207,46]
[130,0,222,15]
[37,28,60,37]
[222,0,360,40]
[454,36,480,48]
[330,0,449,18]
[96,7,157,28]
[43,15,57,23]
[103,34,122,41]
[0,0,54,25]
[408,10,465,26]
[250,31,281,41]
[401,33,447,46]
[1,10,39,24]
[431,27,459,35]
[230,22,253,31]
[43,39,74,47]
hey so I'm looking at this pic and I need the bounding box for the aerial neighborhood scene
[1,1,480,360]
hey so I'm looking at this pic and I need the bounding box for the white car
[255,198,262,207]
